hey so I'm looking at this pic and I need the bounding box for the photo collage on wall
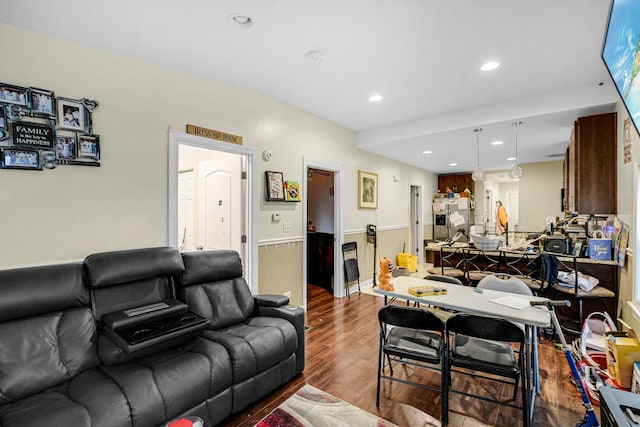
[0,82,100,170]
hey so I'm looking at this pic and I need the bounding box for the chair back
[424,274,463,285]
[378,305,445,333]
[446,313,524,343]
[342,242,360,283]
[478,273,532,296]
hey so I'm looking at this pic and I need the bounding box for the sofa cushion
[0,263,87,323]
[202,316,297,383]
[182,277,254,329]
[0,368,131,427]
[84,246,184,289]
[179,249,243,286]
[100,337,233,427]
[0,306,99,405]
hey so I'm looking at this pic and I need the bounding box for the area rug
[255,384,397,427]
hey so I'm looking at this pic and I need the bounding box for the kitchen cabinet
[437,173,473,194]
[564,112,617,214]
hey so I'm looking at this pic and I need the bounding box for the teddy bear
[377,256,395,291]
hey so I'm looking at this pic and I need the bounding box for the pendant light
[471,128,485,182]
[508,121,524,180]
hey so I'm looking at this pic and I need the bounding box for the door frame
[168,131,258,292]
[303,158,344,309]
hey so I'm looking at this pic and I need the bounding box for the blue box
[588,238,612,261]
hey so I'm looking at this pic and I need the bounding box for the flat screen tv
[602,0,640,136]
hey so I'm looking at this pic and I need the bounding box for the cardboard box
[632,362,640,394]
[607,332,640,388]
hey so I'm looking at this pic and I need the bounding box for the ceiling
[0,0,620,175]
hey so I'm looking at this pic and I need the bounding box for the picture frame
[30,87,55,118]
[56,133,77,160]
[0,83,29,107]
[2,148,41,170]
[265,171,285,201]
[284,180,300,201]
[57,97,86,131]
[358,170,378,209]
[77,134,100,160]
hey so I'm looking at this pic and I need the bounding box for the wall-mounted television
[602,0,640,136]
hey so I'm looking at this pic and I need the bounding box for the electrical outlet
[284,291,291,298]
[283,222,291,232]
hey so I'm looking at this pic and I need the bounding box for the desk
[374,276,551,422]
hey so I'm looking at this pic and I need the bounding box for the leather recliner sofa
[0,247,305,427]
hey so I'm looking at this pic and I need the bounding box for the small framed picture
[56,134,77,160]
[2,148,41,170]
[0,84,29,107]
[77,134,100,159]
[57,97,86,131]
[30,87,55,118]
[358,170,378,209]
[284,180,300,201]
[265,171,285,201]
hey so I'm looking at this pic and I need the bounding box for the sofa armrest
[254,294,289,307]
[256,304,305,374]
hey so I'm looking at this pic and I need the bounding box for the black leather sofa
[0,247,305,427]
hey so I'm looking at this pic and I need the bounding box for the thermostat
[272,213,281,222]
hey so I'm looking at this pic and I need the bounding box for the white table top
[373,276,551,328]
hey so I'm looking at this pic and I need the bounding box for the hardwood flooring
[224,285,591,426]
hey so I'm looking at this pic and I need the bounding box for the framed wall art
[57,97,86,131]
[2,148,41,170]
[78,134,100,160]
[56,134,77,160]
[30,87,55,118]
[0,84,29,107]
[284,180,300,202]
[265,171,285,201]
[358,170,378,209]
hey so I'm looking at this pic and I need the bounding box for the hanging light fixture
[508,121,524,180]
[471,128,485,182]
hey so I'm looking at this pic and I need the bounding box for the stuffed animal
[378,257,395,291]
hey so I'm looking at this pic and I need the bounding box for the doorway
[306,168,335,294]
[168,131,258,292]
[302,158,344,310]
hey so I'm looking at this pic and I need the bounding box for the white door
[177,170,195,251]
[198,158,242,254]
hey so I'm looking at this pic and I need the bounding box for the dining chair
[376,305,448,425]
[446,313,529,427]
[477,273,532,296]
[342,242,360,298]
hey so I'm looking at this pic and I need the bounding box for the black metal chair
[446,313,529,427]
[342,242,360,298]
[376,305,448,425]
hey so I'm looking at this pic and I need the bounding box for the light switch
[283,222,291,232]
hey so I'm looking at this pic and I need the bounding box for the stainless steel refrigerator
[433,197,470,242]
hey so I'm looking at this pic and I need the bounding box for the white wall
[307,172,334,233]
[518,161,564,231]
[0,24,437,269]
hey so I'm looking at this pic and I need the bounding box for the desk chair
[377,305,448,425]
[477,273,532,296]
[342,242,360,298]
[446,313,529,427]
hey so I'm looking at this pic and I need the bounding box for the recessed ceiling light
[422,150,433,154]
[491,140,504,145]
[449,162,458,166]
[369,94,383,102]
[507,157,516,161]
[480,61,500,71]
[227,14,253,28]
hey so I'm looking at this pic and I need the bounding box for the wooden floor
[225,285,592,426]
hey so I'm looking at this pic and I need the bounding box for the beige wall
[518,161,564,231]
[0,25,437,305]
